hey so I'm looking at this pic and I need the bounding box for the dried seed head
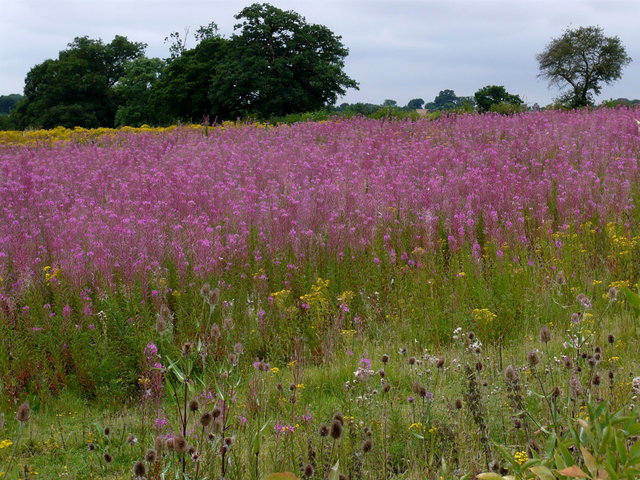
[304,463,315,478]
[552,386,561,398]
[563,356,574,370]
[608,334,615,344]
[200,412,213,427]
[435,357,445,368]
[383,383,391,393]
[182,342,193,355]
[103,452,113,463]
[133,460,146,478]
[608,370,615,380]
[408,357,416,365]
[333,413,344,425]
[173,434,187,454]
[189,399,199,412]
[592,374,601,386]
[330,420,343,440]
[88,442,96,451]
[454,398,463,409]
[381,354,389,364]
[188,446,197,456]
[212,407,222,418]
[513,418,522,429]
[378,369,386,378]
[475,360,483,371]
[154,435,166,452]
[539,326,552,343]
[165,438,174,451]
[103,426,111,437]
[527,350,540,367]
[145,449,157,463]
[16,401,31,423]
[339,475,347,480]
[127,433,138,445]
[319,424,329,437]
[362,439,373,453]
[504,365,518,383]
[220,444,228,455]
[224,436,234,446]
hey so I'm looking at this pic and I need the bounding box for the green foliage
[406,98,424,109]
[0,94,24,115]
[114,57,165,127]
[13,36,146,128]
[474,85,524,113]
[208,3,358,120]
[537,26,632,108]
[489,101,527,115]
[0,113,16,130]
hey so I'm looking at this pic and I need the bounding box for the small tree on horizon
[536,26,631,108]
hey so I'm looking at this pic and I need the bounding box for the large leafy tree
[12,36,145,128]
[150,33,228,124]
[474,85,523,113]
[537,26,631,108]
[210,3,358,119]
[114,57,165,127]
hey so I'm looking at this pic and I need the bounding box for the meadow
[1,108,640,479]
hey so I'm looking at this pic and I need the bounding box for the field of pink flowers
[1,108,639,290]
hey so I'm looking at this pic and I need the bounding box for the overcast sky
[1,0,639,106]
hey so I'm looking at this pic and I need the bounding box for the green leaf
[476,473,504,480]
[328,461,340,480]
[263,473,301,480]
[622,288,640,314]
[530,465,556,480]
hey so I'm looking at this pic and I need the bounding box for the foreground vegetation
[1,108,640,479]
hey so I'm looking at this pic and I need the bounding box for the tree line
[1,17,634,130]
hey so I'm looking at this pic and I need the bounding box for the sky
[1,0,639,106]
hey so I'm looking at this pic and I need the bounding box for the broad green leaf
[558,465,589,478]
[581,447,597,476]
[263,473,300,480]
[530,465,556,480]
[622,287,640,314]
[476,473,504,480]
[328,461,340,480]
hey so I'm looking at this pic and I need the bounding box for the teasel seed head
[154,435,166,452]
[200,412,213,427]
[319,424,329,437]
[527,350,540,367]
[362,439,373,453]
[173,434,187,454]
[188,399,199,412]
[539,325,552,343]
[145,448,157,463]
[504,365,517,383]
[330,420,343,440]
[16,401,31,423]
[304,463,315,478]
[563,356,574,370]
[133,460,146,478]
[381,354,389,364]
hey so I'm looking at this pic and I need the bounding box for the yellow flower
[270,367,280,374]
[0,439,13,449]
[408,422,425,431]
[514,450,528,465]
[296,384,305,390]
[287,360,296,367]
